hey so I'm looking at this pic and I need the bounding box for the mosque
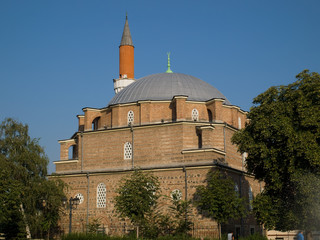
[52,16,262,238]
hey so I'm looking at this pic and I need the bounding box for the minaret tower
[113,14,135,94]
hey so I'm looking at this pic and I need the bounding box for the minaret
[113,14,135,94]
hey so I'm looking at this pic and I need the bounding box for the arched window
[68,145,77,160]
[127,110,134,125]
[192,109,199,121]
[207,109,213,122]
[92,117,100,131]
[124,142,132,160]
[170,189,182,201]
[97,183,106,208]
[248,186,253,210]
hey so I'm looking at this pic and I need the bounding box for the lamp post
[63,197,80,234]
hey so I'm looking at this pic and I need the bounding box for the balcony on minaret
[113,76,135,94]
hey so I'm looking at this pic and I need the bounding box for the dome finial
[166,52,173,73]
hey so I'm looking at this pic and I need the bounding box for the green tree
[232,70,320,231]
[114,169,161,238]
[87,219,100,234]
[0,118,66,239]
[168,193,193,236]
[194,170,246,239]
[0,158,26,239]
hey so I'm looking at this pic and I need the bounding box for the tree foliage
[232,70,320,231]
[114,170,161,234]
[114,170,194,238]
[168,194,193,236]
[0,118,66,239]
[194,170,246,238]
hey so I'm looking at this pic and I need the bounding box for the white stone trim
[181,148,226,155]
[54,159,79,164]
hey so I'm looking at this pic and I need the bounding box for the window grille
[170,189,182,201]
[192,109,199,121]
[75,193,84,204]
[127,110,134,125]
[97,183,106,208]
[124,142,132,160]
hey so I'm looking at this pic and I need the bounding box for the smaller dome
[108,73,231,106]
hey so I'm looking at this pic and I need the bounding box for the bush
[61,232,267,240]
[157,234,196,240]
[61,233,202,240]
[62,233,105,240]
[239,233,268,240]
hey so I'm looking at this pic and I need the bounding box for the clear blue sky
[1,0,319,174]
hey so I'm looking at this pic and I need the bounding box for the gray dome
[108,73,231,106]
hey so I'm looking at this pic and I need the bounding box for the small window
[97,183,106,208]
[68,146,73,160]
[124,142,132,160]
[92,117,100,131]
[197,132,202,148]
[127,110,134,125]
[234,183,239,196]
[192,109,199,121]
[207,109,213,122]
[170,189,182,201]
[146,182,156,195]
[238,117,242,129]
[248,186,253,210]
[75,193,84,205]
[242,152,247,170]
[68,145,77,160]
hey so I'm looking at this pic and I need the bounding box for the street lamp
[62,196,80,234]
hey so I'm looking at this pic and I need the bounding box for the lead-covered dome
[108,73,231,106]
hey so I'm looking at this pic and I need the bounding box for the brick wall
[52,96,259,237]
[53,166,260,236]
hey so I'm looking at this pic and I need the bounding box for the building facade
[52,16,262,238]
